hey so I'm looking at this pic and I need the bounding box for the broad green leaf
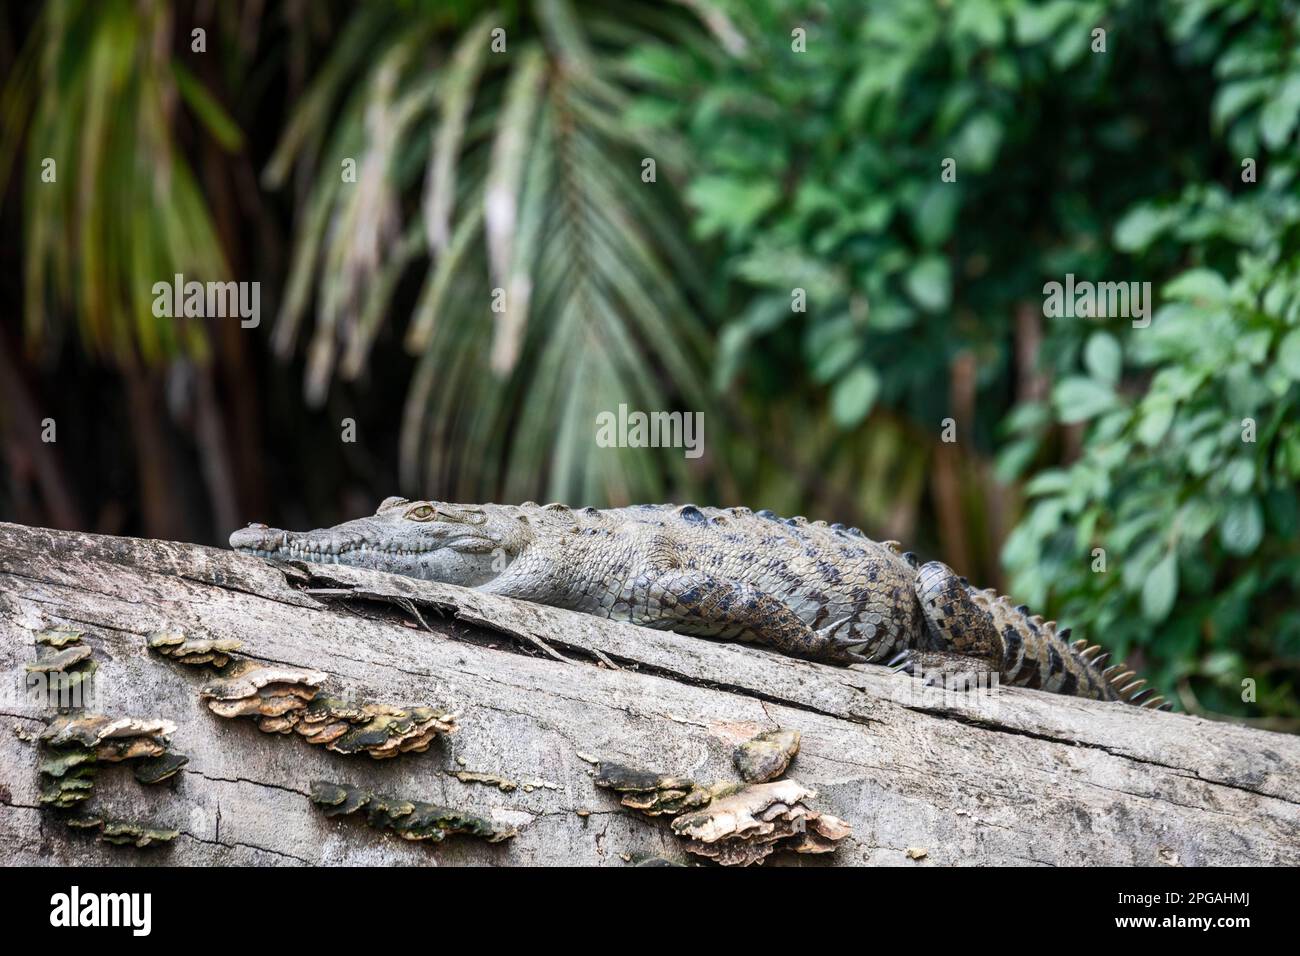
[904,255,951,312]
[1236,327,1272,363]
[831,364,881,428]
[1053,376,1118,423]
[1014,0,1077,44]
[1023,468,1072,496]
[1050,23,1090,69]
[953,0,1004,45]
[1201,651,1242,679]
[1113,204,1175,252]
[1178,498,1219,539]
[956,113,1003,172]
[811,333,861,384]
[688,176,780,241]
[913,184,960,248]
[995,437,1040,483]
[1277,329,1300,381]
[1212,78,1272,132]
[1260,74,1300,149]
[1142,551,1178,622]
[1219,498,1263,555]
[1084,332,1122,385]
[1163,268,1230,304]
[1222,457,1256,494]
[1136,396,1175,447]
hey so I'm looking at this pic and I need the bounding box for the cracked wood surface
[1,520,1297,866]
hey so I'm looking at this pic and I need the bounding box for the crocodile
[229,499,1169,709]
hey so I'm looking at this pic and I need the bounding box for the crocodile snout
[229,524,283,553]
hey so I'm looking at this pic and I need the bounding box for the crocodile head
[229,497,527,584]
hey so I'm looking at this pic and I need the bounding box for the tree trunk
[1,520,1297,866]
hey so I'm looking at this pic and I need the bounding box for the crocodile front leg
[631,570,870,664]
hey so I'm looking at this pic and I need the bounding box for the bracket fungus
[26,644,94,674]
[38,755,98,809]
[309,781,517,844]
[733,728,801,783]
[200,663,456,758]
[67,813,179,848]
[593,730,850,866]
[452,770,519,792]
[132,751,190,784]
[593,762,721,816]
[671,779,852,866]
[29,630,187,845]
[41,714,177,761]
[147,631,243,668]
[200,663,327,720]
[36,628,87,648]
[27,629,98,702]
[38,714,183,808]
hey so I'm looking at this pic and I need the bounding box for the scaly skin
[229,498,1169,710]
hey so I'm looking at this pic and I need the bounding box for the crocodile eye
[405,504,437,521]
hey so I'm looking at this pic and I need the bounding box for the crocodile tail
[970,588,1171,710]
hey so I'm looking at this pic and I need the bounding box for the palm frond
[7,0,234,364]
[271,0,719,506]
[423,14,495,252]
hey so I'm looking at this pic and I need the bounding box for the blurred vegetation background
[1,0,1298,726]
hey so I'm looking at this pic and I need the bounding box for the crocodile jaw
[232,537,427,565]
[229,523,498,583]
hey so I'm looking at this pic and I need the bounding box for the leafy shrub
[632,0,1300,717]
[1003,0,1300,719]
[1005,171,1300,720]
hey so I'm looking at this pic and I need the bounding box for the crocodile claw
[887,649,912,671]
[828,637,871,664]
[894,652,939,684]
[817,618,870,663]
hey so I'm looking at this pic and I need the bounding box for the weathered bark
[1,520,1297,866]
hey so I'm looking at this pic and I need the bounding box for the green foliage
[628,0,1199,442]
[630,0,1300,718]
[1000,0,1300,719]
[1004,172,1300,719]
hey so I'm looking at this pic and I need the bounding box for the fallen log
[1,521,1297,866]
